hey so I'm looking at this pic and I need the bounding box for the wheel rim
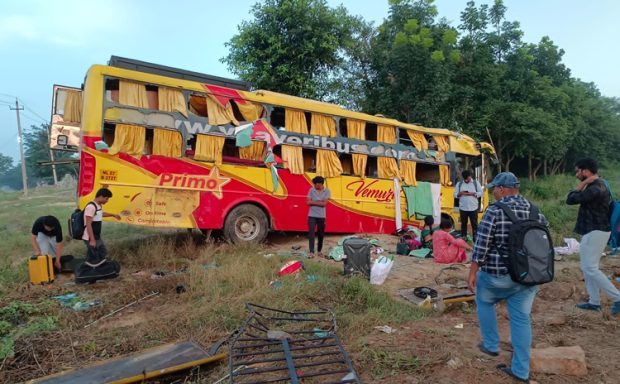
[234,215,259,241]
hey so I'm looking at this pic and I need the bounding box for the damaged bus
[50,56,495,243]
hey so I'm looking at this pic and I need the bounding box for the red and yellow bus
[50,56,495,243]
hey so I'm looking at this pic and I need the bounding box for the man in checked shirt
[468,172,549,383]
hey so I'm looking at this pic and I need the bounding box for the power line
[24,105,49,123]
[20,109,47,124]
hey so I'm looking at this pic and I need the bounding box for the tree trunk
[550,158,564,175]
[533,161,543,181]
[543,159,548,177]
[528,154,533,181]
[505,154,515,172]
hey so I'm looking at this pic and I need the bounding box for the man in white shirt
[454,170,482,241]
[83,188,120,266]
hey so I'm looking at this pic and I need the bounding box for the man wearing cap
[566,158,620,315]
[468,172,549,383]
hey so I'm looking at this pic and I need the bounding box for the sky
[1,0,619,163]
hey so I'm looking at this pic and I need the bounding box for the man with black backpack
[468,172,551,383]
[454,170,482,241]
[566,158,620,315]
[76,188,121,282]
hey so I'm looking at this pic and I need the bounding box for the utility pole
[10,99,28,196]
[46,125,58,185]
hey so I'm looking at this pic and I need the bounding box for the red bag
[277,260,304,277]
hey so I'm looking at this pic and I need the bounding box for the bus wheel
[223,204,269,244]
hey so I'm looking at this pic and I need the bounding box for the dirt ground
[267,232,620,384]
[7,232,620,383]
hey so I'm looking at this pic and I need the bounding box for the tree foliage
[23,124,78,183]
[0,153,12,176]
[224,0,620,179]
[222,0,366,100]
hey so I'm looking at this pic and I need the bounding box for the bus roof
[108,56,250,91]
[93,58,489,153]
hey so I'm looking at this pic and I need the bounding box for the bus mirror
[57,135,68,146]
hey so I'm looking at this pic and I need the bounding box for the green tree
[222,0,365,100]
[362,0,460,126]
[0,153,13,176]
[23,124,78,184]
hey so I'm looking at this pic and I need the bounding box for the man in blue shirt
[468,172,549,383]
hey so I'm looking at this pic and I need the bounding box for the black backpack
[68,202,98,240]
[495,202,554,286]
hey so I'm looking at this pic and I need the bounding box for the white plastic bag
[370,256,394,285]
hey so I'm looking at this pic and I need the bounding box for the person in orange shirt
[432,216,472,263]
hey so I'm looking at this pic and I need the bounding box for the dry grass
[1,231,426,383]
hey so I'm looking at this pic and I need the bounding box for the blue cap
[487,172,520,188]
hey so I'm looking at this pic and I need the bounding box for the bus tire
[223,204,269,244]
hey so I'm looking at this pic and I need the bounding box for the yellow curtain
[64,90,82,123]
[206,94,239,126]
[377,125,398,179]
[195,135,225,165]
[153,129,182,157]
[316,150,343,178]
[285,109,308,134]
[108,124,145,157]
[347,119,366,140]
[119,81,148,108]
[352,154,367,178]
[378,125,397,144]
[237,102,263,121]
[378,158,400,179]
[407,130,428,151]
[310,114,337,137]
[282,145,304,175]
[158,87,188,117]
[439,164,451,186]
[434,135,450,152]
[347,119,367,177]
[401,160,417,186]
[239,141,265,161]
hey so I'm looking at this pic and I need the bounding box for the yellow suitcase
[29,255,55,284]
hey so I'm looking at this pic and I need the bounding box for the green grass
[2,167,620,381]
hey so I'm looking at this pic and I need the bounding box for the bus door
[50,85,82,151]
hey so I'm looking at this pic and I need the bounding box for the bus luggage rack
[229,303,361,384]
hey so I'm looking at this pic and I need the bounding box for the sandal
[496,363,529,383]
[307,252,315,259]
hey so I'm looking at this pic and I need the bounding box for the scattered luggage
[342,238,371,278]
[29,254,54,284]
[75,260,120,284]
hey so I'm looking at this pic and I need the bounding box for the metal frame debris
[229,303,361,383]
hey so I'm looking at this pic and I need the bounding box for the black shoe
[575,302,601,311]
[478,342,499,357]
[497,363,529,383]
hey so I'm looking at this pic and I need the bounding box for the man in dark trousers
[454,170,482,241]
[82,188,120,266]
[31,215,64,270]
[566,158,620,315]
[307,176,330,258]
[468,172,549,383]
